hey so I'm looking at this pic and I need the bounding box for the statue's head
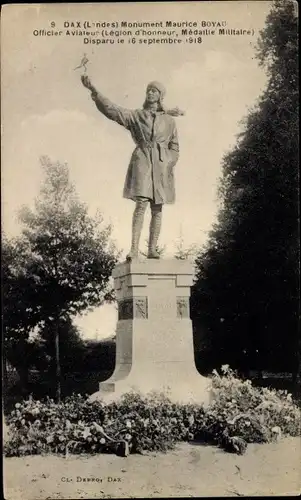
[143,81,166,111]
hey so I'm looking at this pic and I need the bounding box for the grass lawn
[3,438,300,499]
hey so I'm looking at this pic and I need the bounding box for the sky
[1,2,271,340]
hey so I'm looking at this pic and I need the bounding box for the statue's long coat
[91,91,180,204]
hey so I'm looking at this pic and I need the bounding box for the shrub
[4,392,202,457]
[207,365,300,444]
[4,367,300,457]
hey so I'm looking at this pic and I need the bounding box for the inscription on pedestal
[118,297,148,319]
[177,297,190,318]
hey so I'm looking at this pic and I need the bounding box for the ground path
[4,438,300,498]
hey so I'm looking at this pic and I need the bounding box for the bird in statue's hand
[74,54,89,72]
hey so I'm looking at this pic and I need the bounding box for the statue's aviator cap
[146,81,166,99]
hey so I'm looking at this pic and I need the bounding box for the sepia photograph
[1,1,299,498]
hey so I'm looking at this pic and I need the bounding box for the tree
[191,0,299,376]
[173,226,198,261]
[4,156,120,400]
[38,318,84,372]
[2,236,44,388]
[81,338,116,373]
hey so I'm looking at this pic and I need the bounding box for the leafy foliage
[191,0,299,374]
[4,369,300,457]
[208,366,300,444]
[3,157,120,382]
[17,156,119,320]
[37,318,86,373]
[2,236,42,344]
[80,338,116,373]
[173,230,198,261]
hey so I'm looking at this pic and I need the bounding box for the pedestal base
[89,259,212,406]
[89,380,211,406]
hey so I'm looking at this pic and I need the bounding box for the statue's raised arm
[81,74,133,129]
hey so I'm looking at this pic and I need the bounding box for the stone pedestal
[90,259,211,405]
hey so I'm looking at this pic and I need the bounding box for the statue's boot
[126,198,148,261]
[148,203,162,259]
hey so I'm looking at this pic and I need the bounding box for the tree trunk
[55,325,61,403]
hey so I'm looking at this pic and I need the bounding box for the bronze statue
[81,74,184,261]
